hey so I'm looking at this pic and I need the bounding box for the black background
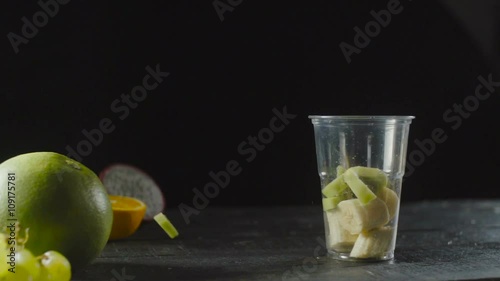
[1,0,499,208]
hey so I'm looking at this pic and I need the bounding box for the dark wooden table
[73,199,500,281]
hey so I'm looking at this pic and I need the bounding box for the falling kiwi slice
[154,212,179,239]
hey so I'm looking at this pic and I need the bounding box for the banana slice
[325,210,358,252]
[337,198,389,234]
[380,187,399,220]
[350,226,394,259]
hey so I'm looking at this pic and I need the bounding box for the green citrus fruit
[0,152,113,271]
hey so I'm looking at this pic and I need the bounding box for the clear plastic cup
[309,115,414,261]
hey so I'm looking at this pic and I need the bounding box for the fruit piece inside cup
[322,166,387,202]
[350,166,388,196]
[349,226,394,259]
[322,165,398,258]
[337,198,389,235]
[325,210,358,252]
[380,187,399,220]
[322,197,343,211]
[322,176,349,198]
[342,168,379,205]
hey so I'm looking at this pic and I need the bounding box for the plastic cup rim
[308,115,415,120]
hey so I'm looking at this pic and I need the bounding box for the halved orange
[108,195,147,240]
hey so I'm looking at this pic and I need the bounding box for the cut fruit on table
[100,163,165,221]
[0,224,72,281]
[154,212,179,239]
[38,250,72,281]
[109,195,147,240]
[0,151,113,271]
[321,165,399,259]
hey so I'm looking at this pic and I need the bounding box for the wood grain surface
[73,199,500,281]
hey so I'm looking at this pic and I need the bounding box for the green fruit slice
[343,168,377,204]
[336,165,346,176]
[322,197,343,211]
[154,212,179,239]
[322,176,348,198]
[350,166,387,195]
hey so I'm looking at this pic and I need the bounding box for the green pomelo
[0,152,113,271]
